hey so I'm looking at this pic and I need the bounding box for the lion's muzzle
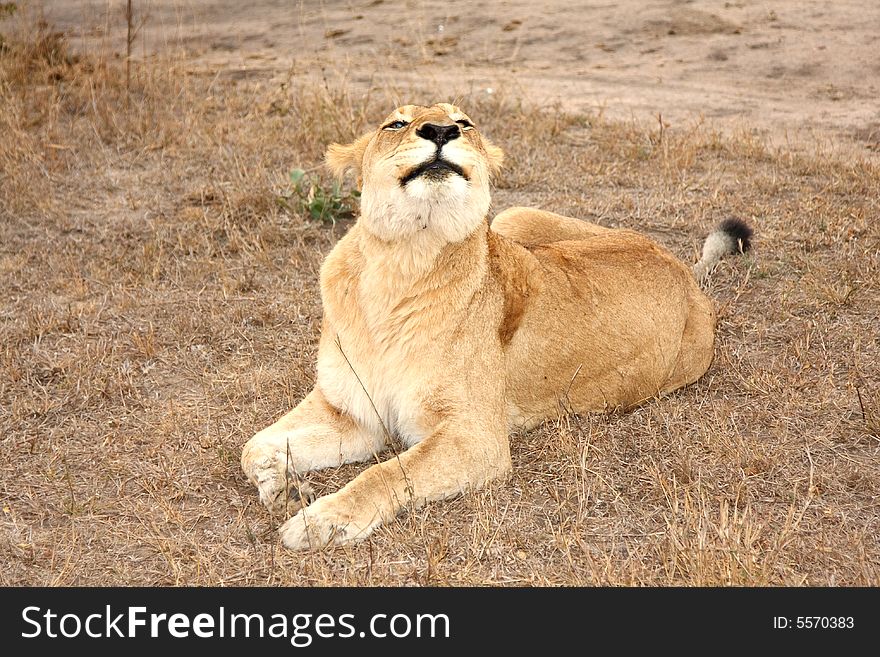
[399,156,467,186]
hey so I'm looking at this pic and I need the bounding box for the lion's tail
[692,218,753,282]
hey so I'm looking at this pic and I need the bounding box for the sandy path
[44,0,880,152]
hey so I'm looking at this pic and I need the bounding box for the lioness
[241,103,752,550]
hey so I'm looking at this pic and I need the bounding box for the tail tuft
[718,217,753,253]
[693,218,754,282]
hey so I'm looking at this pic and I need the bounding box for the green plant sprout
[278,168,360,225]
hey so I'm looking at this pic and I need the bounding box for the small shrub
[278,168,359,225]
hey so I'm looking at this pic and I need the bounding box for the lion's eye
[456,119,475,131]
[383,120,409,131]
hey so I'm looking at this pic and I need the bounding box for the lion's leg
[278,418,511,550]
[492,207,612,246]
[241,388,385,516]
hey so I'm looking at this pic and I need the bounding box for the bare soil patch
[44,0,880,154]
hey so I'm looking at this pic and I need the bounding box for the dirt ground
[46,0,880,154]
[1,2,879,586]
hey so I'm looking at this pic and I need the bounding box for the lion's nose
[416,122,460,147]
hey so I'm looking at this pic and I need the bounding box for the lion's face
[326,103,503,243]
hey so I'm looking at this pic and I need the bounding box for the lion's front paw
[279,495,376,550]
[241,439,314,516]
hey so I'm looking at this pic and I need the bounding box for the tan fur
[241,104,718,550]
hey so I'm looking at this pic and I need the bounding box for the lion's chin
[401,172,470,205]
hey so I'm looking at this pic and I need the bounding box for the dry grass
[2,12,879,586]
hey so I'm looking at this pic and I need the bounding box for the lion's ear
[325,133,372,182]
[483,138,505,177]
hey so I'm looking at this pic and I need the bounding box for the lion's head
[326,103,504,243]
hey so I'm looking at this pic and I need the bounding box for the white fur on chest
[316,324,431,449]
